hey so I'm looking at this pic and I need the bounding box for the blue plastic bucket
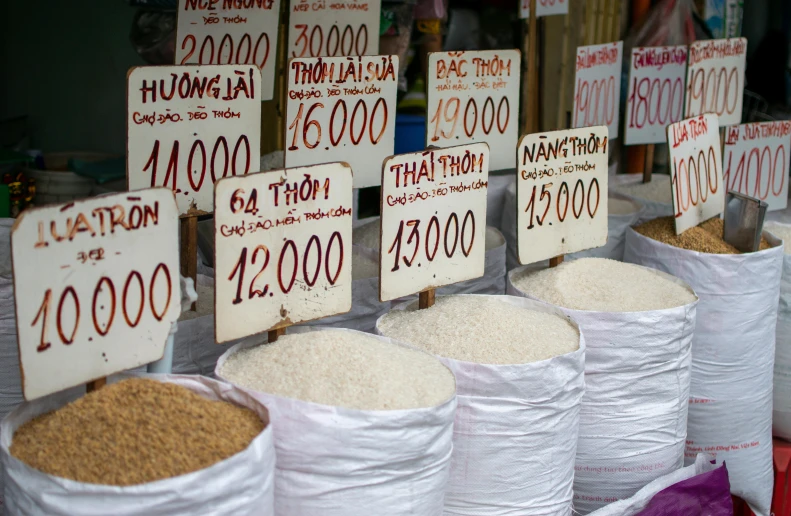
[394,114,427,155]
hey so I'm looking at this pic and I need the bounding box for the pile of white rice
[609,197,639,215]
[378,296,579,365]
[510,257,696,312]
[179,283,214,321]
[219,330,455,410]
[352,246,379,280]
[612,174,672,204]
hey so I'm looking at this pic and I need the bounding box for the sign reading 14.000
[11,189,181,401]
[214,162,353,343]
[127,65,262,216]
[284,55,398,188]
[379,143,490,302]
[426,50,521,171]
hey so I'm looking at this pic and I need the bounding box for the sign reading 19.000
[11,189,181,400]
[214,162,353,343]
[379,143,490,302]
[127,65,262,216]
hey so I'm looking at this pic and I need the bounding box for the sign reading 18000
[284,55,398,188]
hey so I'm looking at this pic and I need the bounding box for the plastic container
[394,115,427,155]
[24,152,109,206]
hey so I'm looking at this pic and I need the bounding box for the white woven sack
[1,374,275,516]
[215,328,456,516]
[609,174,673,224]
[507,267,697,515]
[768,224,791,440]
[587,454,719,516]
[487,174,515,230]
[171,275,228,375]
[377,294,585,516]
[624,228,783,516]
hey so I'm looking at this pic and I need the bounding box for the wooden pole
[643,144,655,182]
[549,255,564,267]
[556,11,572,130]
[419,289,435,309]
[276,1,289,152]
[180,216,198,311]
[268,327,286,343]
[524,0,539,134]
[87,378,106,393]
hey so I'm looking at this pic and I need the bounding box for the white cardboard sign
[214,162,353,342]
[174,0,282,101]
[284,56,398,188]
[127,65,262,216]
[520,0,568,18]
[685,38,747,127]
[667,113,724,234]
[379,143,490,302]
[11,189,181,401]
[624,45,689,145]
[516,126,609,265]
[288,0,380,58]
[426,50,521,171]
[573,41,623,140]
[723,121,791,211]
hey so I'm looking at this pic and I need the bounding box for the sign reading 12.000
[379,143,490,302]
[426,50,521,171]
[214,162,353,343]
[127,65,262,216]
[284,55,398,188]
[11,189,181,401]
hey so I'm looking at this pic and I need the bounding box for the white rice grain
[378,296,579,365]
[511,257,696,312]
[219,330,455,410]
[609,197,639,215]
[179,284,215,321]
[352,246,379,280]
[613,174,672,204]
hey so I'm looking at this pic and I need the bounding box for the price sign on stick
[723,121,791,211]
[379,143,490,302]
[127,65,262,216]
[426,50,521,171]
[174,0,281,101]
[284,56,398,188]
[667,114,724,234]
[288,0,380,58]
[685,38,747,127]
[214,162,353,343]
[11,189,180,401]
[516,126,609,265]
[573,42,623,140]
[520,0,568,18]
[624,46,688,146]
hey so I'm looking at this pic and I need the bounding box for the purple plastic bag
[637,463,733,516]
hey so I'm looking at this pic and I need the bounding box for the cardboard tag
[284,56,398,188]
[516,126,609,265]
[426,50,521,171]
[127,65,262,216]
[174,0,281,101]
[214,162,353,343]
[520,0,568,18]
[685,38,747,127]
[624,46,688,146]
[11,189,180,400]
[287,0,380,58]
[379,143,489,302]
[723,121,791,211]
[573,42,623,140]
[667,113,725,234]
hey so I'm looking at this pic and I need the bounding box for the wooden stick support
[419,289,436,310]
[523,0,539,134]
[549,255,564,268]
[180,216,198,311]
[268,327,286,343]
[643,144,655,183]
[86,377,106,393]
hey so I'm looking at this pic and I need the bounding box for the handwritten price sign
[127,65,262,216]
[11,189,180,400]
[175,0,281,101]
[288,0,380,58]
[517,126,609,264]
[625,46,688,145]
[520,0,568,18]
[573,42,623,140]
[685,38,747,127]
[426,50,520,171]
[667,114,724,234]
[379,143,490,302]
[284,55,398,188]
[214,162,353,342]
[723,121,791,211]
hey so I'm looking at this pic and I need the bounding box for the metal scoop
[723,191,768,252]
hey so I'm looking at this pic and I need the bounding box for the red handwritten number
[430,96,510,141]
[292,24,369,58]
[182,33,270,67]
[388,212,477,270]
[686,66,740,118]
[92,277,116,337]
[524,179,601,230]
[289,99,387,150]
[724,143,787,201]
[628,77,684,129]
[32,289,52,352]
[57,287,79,345]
